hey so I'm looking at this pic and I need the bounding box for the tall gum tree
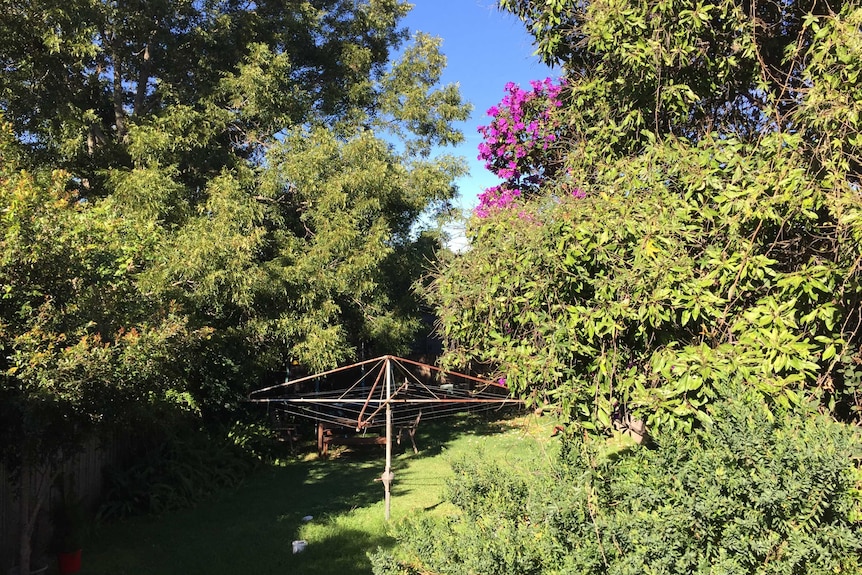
[0,0,470,398]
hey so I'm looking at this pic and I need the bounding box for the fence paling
[0,435,128,572]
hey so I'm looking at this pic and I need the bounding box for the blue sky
[401,0,555,214]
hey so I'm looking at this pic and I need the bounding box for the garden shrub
[372,396,862,575]
[431,5,862,436]
[433,130,862,435]
[410,2,862,572]
[98,424,260,520]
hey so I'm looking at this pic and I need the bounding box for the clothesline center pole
[383,356,394,521]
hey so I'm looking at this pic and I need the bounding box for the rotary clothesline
[248,355,522,521]
[271,398,513,429]
[250,355,509,399]
[248,354,519,432]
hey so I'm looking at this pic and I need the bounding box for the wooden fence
[0,436,127,573]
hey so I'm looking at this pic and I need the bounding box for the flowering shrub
[474,78,567,217]
[473,186,521,218]
[435,132,861,433]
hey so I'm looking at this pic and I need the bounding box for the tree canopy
[431,0,862,434]
[500,0,861,164]
[1,0,470,419]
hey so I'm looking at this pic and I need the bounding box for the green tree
[431,1,862,433]
[0,1,469,570]
[499,0,861,162]
[0,0,470,405]
[0,117,203,571]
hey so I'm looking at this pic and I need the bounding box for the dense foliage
[418,0,862,572]
[0,120,184,458]
[0,0,469,453]
[373,396,862,575]
[432,1,862,434]
[435,130,862,433]
[1,0,470,418]
[499,0,862,159]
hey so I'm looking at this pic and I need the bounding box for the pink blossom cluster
[474,186,521,219]
[474,78,567,218]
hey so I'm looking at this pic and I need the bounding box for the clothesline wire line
[250,356,388,397]
[251,384,507,400]
[249,355,521,431]
[274,403,511,429]
[249,355,507,398]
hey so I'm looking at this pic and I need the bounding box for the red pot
[57,549,82,575]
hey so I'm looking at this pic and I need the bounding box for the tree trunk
[17,462,32,575]
[134,40,152,116]
[112,35,127,141]
[16,457,54,575]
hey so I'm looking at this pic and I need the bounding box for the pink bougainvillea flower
[474,77,578,219]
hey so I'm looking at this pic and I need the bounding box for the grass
[82,411,560,575]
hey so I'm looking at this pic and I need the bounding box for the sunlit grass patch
[85,411,558,575]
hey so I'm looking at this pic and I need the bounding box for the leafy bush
[373,397,862,575]
[433,129,862,435]
[227,418,289,462]
[98,426,259,520]
[432,5,862,437]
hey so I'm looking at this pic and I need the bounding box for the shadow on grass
[293,407,524,462]
[290,528,392,575]
[411,407,525,456]
[87,456,390,575]
[85,410,526,575]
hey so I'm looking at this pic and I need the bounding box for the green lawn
[82,411,558,575]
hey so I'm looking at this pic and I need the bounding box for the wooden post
[317,421,324,456]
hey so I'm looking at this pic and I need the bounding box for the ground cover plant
[82,411,548,575]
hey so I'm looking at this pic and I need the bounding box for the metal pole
[383,356,394,521]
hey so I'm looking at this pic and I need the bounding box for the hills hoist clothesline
[248,355,522,520]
